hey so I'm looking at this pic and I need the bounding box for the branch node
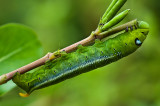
[0,74,7,84]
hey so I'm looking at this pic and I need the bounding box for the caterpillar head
[126,21,149,46]
[116,21,149,56]
[134,21,149,46]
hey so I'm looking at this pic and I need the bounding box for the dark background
[0,0,160,106]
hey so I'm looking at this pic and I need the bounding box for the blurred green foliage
[0,0,159,106]
[0,23,43,95]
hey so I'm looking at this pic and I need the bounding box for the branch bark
[0,19,137,85]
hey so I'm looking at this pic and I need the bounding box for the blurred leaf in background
[0,0,160,106]
[0,24,43,96]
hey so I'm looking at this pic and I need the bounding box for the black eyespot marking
[125,26,129,32]
[134,25,137,29]
[130,26,133,31]
[99,23,104,26]
[113,48,116,51]
[101,51,104,54]
[141,32,145,34]
[135,38,142,46]
[125,43,127,45]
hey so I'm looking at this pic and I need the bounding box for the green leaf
[0,23,43,96]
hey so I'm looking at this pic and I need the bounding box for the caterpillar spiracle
[12,21,149,97]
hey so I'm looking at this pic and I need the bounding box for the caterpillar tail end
[19,93,30,97]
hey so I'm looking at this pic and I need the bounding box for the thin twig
[0,19,137,85]
[0,54,50,84]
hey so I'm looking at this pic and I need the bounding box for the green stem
[101,0,127,24]
[101,9,130,32]
[102,0,118,20]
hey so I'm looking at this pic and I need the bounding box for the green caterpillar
[12,21,149,97]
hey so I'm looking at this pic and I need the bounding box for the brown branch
[0,54,50,84]
[0,19,137,85]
